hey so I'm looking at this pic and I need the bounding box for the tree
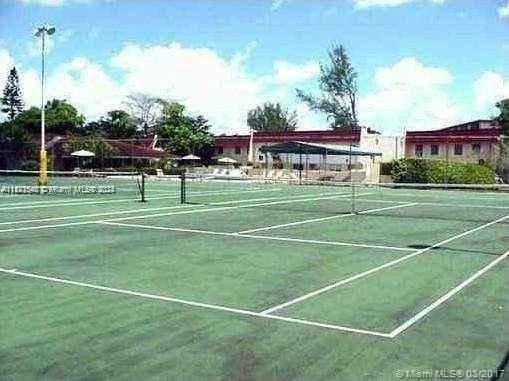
[0,119,33,168]
[496,99,509,135]
[10,107,41,132]
[296,44,358,130]
[82,110,137,139]
[495,99,509,180]
[45,99,85,134]
[13,99,85,135]
[247,102,298,132]
[124,93,160,136]
[1,67,24,120]
[156,101,214,156]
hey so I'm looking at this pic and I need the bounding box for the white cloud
[109,42,265,133]
[25,35,55,57]
[0,49,15,85]
[499,1,509,18]
[4,42,323,133]
[57,29,75,43]
[230,41,258,70]
[293,103,326,130]
[19,69,40,107]
[405,93,461,132]
[4,44,482,135]
[271,0,290,11]
[352,0,444,9]
[272,61,320,85]
[47,57,123,120]
[359,57,460,133]
[374,57,452,89]
[474,71,509,112]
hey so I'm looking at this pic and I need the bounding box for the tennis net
[181,175,509,224]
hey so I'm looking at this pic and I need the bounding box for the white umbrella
[70,150,95,170]
[217,157,237,164]
[71,150,95,157]
[181,154,201,160]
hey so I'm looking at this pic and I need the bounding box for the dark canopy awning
[259,141,382,157]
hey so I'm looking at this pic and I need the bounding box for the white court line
[0,191,342,227]
[0,190,178,207]
[259,214,509,315]
[389,249,509,338]
[0,204,197,226]
[237,203,418,234]
[98,221,416,252]
[0,192,363,233]
[0,220,99,233]
[0,268,390,338]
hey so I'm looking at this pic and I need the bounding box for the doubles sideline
[259,214,509,315]
[388,249,509,337]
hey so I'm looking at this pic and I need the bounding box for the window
[454,144,463,155]
[258,155,264,161]
[472,144,481,155]
[415,145,423,157]
[217,147,223,154]
[235,146,241,155]
[430,145,439,155]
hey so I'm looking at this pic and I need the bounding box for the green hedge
[390,158,495,184]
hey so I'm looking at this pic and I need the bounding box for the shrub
[390,158,495,184]
[20,160,39,171]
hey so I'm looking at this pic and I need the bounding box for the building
[405,120,503,166]
[214,127,404,182]
[214,127,404,166]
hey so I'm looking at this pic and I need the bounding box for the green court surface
[0,175,508,380]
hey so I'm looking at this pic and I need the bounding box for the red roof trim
[406,136,500,144]
[215,130,361,147]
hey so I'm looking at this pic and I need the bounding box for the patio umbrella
[71,150,95,157]
[181,154,201,161]
[217,157,237,164]
[71,150,95,169]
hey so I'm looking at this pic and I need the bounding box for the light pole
[34,25,55,186]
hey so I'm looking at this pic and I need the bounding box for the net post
[138,171,146,203]
[180,173,186,204]
[351,181,356,214]
[349,143,356,214]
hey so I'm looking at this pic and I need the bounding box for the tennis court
[1,172,508,380]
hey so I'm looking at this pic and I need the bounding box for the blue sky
[0,0,508,134]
